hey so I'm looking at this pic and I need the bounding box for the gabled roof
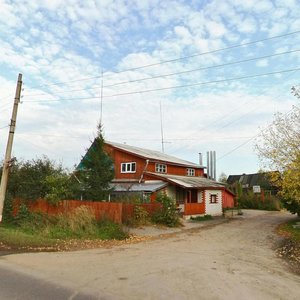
[227,172,276,189]
[145,172,227,190]
[106,141,204,168]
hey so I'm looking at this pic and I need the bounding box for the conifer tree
[78,125,114,201]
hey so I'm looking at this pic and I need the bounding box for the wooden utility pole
[0,73,22,222]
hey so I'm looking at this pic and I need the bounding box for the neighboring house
[104,141,234,216]
[227,172,278,196]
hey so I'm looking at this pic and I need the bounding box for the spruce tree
[79,125,114,201]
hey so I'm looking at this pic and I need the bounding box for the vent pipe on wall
[213,151,216,181]
[206,151,210,179]
[199,152,203,166]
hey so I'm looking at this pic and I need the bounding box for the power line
[23,48,300,98]
[26,30,300,89]
[167,68,299,156]
[102,67,300,98]
[217,107,297,161]
[103,48,300,88]
[23,67,300,103]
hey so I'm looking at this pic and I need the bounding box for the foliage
[255,108,300,215]
[44,173,74,205]
[2,193,14,223]
[278,218,300,243]
[14,203,31,225]
[218,172,227,183]
[238,190,281,211]
[54,206,97,237]
[190,215,212,221]
[0,206,128,247]
[77,125,114,201]
[151,194,180,227]
[1,156,69,202]
[127,205,150,227]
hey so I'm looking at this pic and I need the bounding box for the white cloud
[205,21,227,38]
[256,59,269,67]
[0,0,299,177]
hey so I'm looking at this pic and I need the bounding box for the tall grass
[238,192,282,211]
[0,206,128,249]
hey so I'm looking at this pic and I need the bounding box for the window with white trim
[121,162,136,173]
[187,168,195,176]
[155,163,167,173]
[210,194,218,204]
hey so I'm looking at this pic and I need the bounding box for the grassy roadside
[277,218,300,274]
[0,206,129,252]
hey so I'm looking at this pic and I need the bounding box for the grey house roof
[111,181,168,193]
[227,172,277,189]
[106,141,204,168]
[145,172,227,189]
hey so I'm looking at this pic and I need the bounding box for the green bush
[152,194,180,227]
[2,194,14,224]
[128,205,150,227]
[190,215,213,221]
[238,191,281,211]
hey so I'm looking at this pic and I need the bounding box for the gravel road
[0,210,299,300]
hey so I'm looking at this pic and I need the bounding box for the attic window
[155,163,167,173]
[187,168,195,176]
[121,162,136,173]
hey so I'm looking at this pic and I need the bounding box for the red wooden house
[105,141,235,217]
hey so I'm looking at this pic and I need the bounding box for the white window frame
[155,163,167,173]
[210,194,218,204]
[121,162,136,173]
[187,168,195,176]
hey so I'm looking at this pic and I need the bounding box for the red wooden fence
[184,203,205,215]
[13,199,161,224]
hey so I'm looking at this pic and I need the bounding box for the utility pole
[0,73,22,222]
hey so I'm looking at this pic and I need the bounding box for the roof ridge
[106,141,204,168]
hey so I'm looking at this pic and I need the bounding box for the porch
[175,188,205,216]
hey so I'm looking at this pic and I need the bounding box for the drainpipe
[139,159,149,183]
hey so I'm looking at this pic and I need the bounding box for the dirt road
[0,210,299,299]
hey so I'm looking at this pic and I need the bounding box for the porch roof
[111,180,168,193]
[145,172,226,189]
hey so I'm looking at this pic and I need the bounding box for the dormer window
[187,168,195,176]
[155,163,167,173]
[121,162,136,173]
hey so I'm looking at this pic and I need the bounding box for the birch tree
[255,107,300,215]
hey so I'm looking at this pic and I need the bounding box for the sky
[0,0,300,178]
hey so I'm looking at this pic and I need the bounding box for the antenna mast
[100,70,104,126]
[160,101,165,153]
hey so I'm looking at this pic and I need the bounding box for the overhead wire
[217,106,298,161]
[22,67,300,103]
[102,67,300,98]
[25,30,300,89]
[167,68,299,156]
[23,47,300,98]
[103,48,300,88]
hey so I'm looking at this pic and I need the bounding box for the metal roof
[106,141,204,168]
[146,172,226,189]
[227,172,276,189]
[111,181,168,193]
